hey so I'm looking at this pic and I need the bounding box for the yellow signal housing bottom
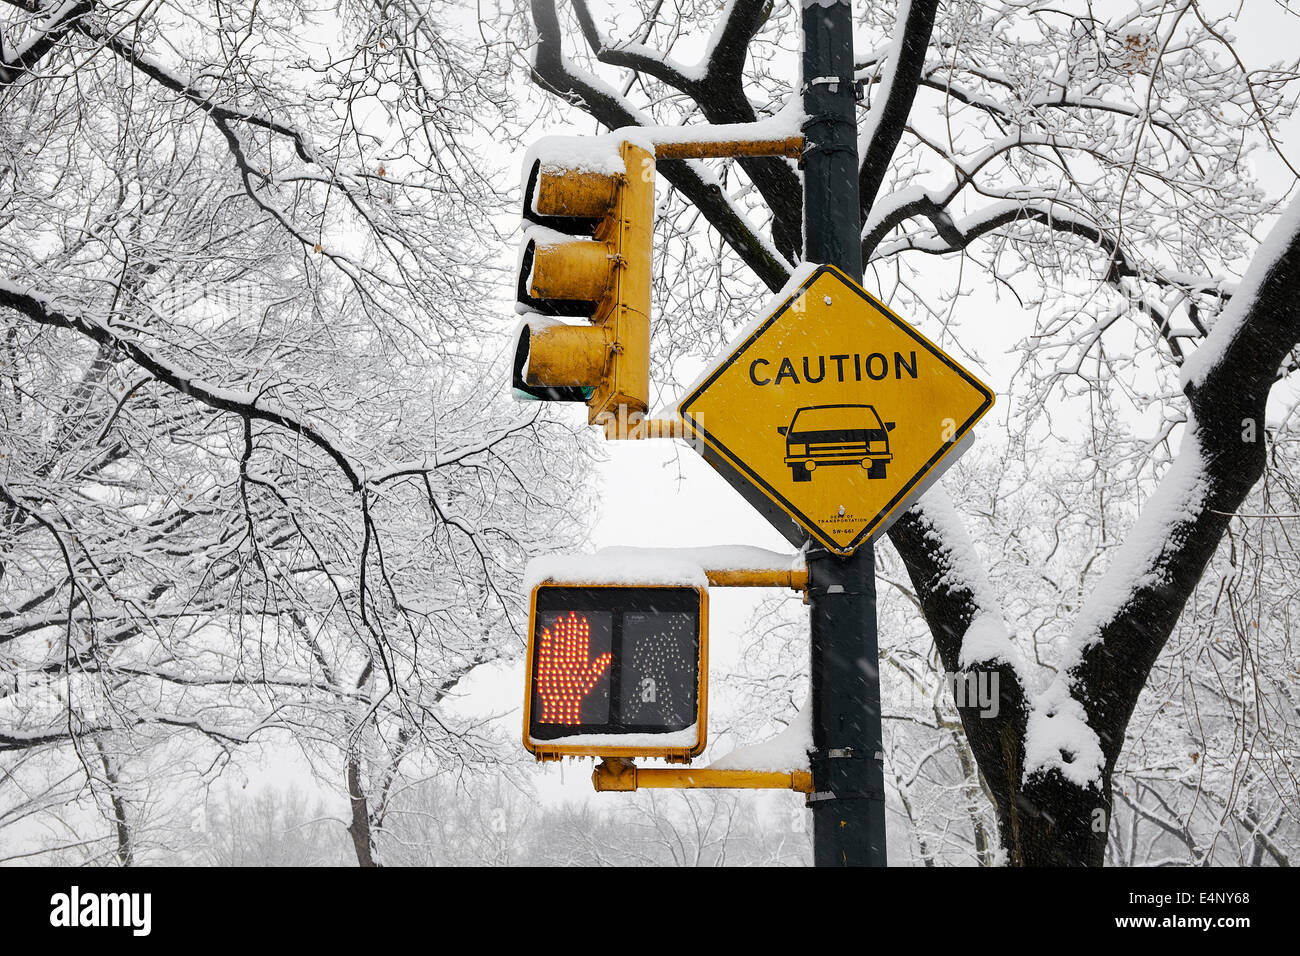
[523,322,610,388]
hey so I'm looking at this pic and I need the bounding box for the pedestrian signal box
[523,584,708,762]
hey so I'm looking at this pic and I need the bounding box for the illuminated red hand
[536,611,612,724]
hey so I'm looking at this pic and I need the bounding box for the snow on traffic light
[523,584,707,762]
[511,136,654,428]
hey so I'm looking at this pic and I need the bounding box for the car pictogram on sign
[778,404,896,482]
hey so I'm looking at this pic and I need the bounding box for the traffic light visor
[510,317,605,403]
[523,158,620,227]
[516,226,610,317]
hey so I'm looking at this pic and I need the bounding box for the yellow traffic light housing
[512,139,654,425]
[522,583,708,763]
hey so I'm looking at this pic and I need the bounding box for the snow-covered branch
[856,0,940,219]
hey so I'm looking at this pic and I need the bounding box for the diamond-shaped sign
[678,265,994,555]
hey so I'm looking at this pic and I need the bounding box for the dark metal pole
[801,0,887,867]
[801,0,863,276]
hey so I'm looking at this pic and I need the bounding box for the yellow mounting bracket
[705,566,808,592]
[602,415,688,441]
[651,133,804,161]
[592,757,813,794]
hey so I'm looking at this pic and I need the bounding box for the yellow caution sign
[678,265,994,555]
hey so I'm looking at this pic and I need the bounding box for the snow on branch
[857,0,939,219]
[77,17,318,164]
[904,488,1024,678]
[1,282,536,496]
[1,281,366,490]
[0,0,92,84]
[868,194,1235,363]
[1181,196,1300,389]
[0,709,287,751]
[529,0,793,289]
[569,0,703,90]
[569,0,772,92]
[1024,194,1300,785]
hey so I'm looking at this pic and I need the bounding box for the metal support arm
[593,758,813,793]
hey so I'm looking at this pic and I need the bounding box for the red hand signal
[536,611,612,724]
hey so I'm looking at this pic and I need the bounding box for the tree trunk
[1006,769,1109,866]
[346,755,378,868]
[95,737,133,867]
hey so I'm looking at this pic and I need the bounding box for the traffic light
[512,139,655,425]
[523,583,708,762]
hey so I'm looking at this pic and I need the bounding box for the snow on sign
[679,265,995,555]
[523,584,708,762]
